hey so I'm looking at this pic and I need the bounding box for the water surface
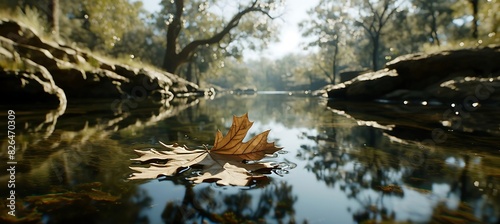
[1,94,499,223]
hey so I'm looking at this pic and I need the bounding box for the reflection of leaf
[129,113,282,186]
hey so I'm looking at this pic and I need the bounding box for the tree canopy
[156,0,284,74]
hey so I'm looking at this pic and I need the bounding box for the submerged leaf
[129,113,282,186]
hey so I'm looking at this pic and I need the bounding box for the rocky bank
[317,45,500,145]
[0,19,200,110]
[318,45,500,104]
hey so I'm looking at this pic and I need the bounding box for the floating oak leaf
[211,113,280,160]
[129,113,282,186]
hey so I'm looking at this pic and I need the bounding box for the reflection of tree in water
[350,194,397,223]
[0,100,194,223]
[440,154,500,223]
[300,122,399,186]
[299,123,405,222]
[130,188,154,224]
[156,94,332,148]
[298,111,500,223]
[161,181,298,223]
[117,95,498,223]
[200,94,329,129]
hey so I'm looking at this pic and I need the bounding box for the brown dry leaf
[211,113,281,160]
[129,113,282,186]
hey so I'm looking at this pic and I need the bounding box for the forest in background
[0,0,498,91]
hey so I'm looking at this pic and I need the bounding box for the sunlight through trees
[3,0,498,89]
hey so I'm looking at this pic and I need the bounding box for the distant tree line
[296,0,499,85]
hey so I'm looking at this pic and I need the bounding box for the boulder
[386,45,500,90]
[339,70,369,83]
[322,45,500,102]
[0,59,66,107]
[323,69,402,100]
[50,68,127,99]
[0,19,44,47]
[430,75,500,104]
[326,99,500,150]
[0,19,200,110]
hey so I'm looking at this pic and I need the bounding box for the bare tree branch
[178,6,273,61]
[162,0,279,73]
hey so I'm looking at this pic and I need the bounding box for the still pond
[1,93,499,223]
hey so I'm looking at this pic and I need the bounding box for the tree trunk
[194,65,200,85]
[185,61,193,82]
[357,0,399,71]
[470,0,479,39]
[162,0,184,73]
[332,44,339,84]
[48,0,59,36]
[163,54,181,74]
[430,11,440,46]
[161,0,274,74]
[372,34,380,71]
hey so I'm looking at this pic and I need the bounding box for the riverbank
[0,19,202,111]
[316,45,500,104]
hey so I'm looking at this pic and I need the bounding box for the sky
[140,0,319,60]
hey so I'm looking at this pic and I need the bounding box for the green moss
[0,57,25,71]
[87,55,100,68]
[0,6,51,40]
[1,6,163,74]
[421,36,499,54]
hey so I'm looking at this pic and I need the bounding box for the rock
[0,19,44,47]
[1,32,66,107]
[324,69,401,100]
[323,45,500,102]
[0,59,66,107]
[16,44,59,69]
[339,70,369,83]
[113,64,139,79]
[0,19,200,110]
[50,68,127,99]
[0,37,16,59]
[430,75,500,104]
[386,45,500,88]
[326,99,500,149]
